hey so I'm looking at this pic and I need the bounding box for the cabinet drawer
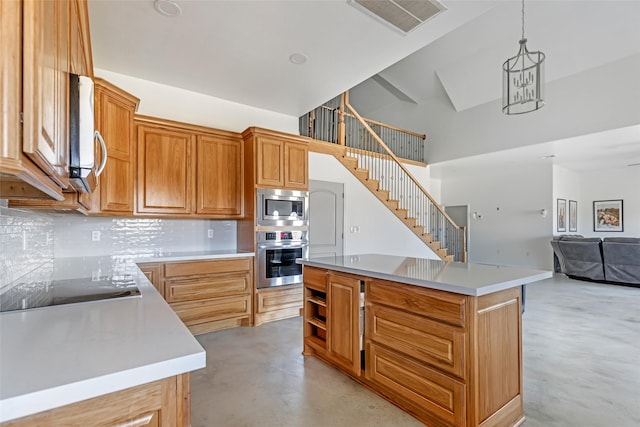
[170,295,251,326]
[367,280,467,328]
[366,343,466,427]
[164,258,251,278]
[165,273,250,303]
[303,266,326,291]
[367,304,465,379]
[257,285,302,314]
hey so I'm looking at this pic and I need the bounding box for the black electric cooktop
[0,275,141,313]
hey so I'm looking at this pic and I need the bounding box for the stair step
[422,233,432,243]
[387,200,399,210]
[376,189,390,201]
[353,168,369,180]
[403,217,416,228]
[341,156,358,169]
[444,255,454,262]
[436,248,448,258]
[396,208,408,218]
[365,179,380,191]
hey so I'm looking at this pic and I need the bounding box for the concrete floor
[192,275,640,427]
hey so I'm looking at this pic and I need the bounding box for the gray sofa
[551,236,640,285]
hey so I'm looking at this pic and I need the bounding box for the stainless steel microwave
[256,189,309,226]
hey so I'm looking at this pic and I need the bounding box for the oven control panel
[258,230,307,242]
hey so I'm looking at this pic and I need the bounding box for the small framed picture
[569,200,577,232]
[593,200,623,232]
[557,199,567,232]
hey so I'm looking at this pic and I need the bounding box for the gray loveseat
[551,236,640,285]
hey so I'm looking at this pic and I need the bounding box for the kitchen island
[299,254,552,427]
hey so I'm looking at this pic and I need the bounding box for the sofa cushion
[557,238,605,280]
[602,238,640,284]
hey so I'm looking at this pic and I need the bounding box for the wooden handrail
[345,101,461,230]
[316,104,426,140]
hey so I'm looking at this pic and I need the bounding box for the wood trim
[241,126,311,144]
[0,0,22,161]
[135,115,242,140]
[95,78,140,110]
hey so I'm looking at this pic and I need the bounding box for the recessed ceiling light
[154,0,182,17]
[289,53,308,65]
[539,154,557,159]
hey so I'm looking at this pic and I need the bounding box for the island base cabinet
[366,343,466,427]
[303,267,525,427]
[3,374,190,427]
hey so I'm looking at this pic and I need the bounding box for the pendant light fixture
[502,0,545,115]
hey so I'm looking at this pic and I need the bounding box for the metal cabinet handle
[95,130,108,177]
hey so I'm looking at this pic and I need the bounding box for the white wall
[309,152,440,259]
[578,166,640,237]
[355,54,640,164]
[95,68,299,134]
[437,163,554,269]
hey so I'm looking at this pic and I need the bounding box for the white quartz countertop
[0,256,207,423]
[134,250,254,263]
[298,254,552,296]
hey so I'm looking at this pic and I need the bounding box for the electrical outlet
[92,231,101,241]
[207,229,214,238]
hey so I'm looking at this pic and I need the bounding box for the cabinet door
[284,142,308,190]
[22,0,70,189]
[196,135,243,216]
[69,0,88,76]
[137,125,194,214]
[256,137,284,187]
[96,82,138,213]
[327,273,362,376]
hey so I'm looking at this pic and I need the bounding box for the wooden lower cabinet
[164,258,253,335]
[303,268,525,427]
[3,374,190,427]
[138,262,163,296]
[138,258,253,335]
[254,284,303,326]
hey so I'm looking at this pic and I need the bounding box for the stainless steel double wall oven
[256,189,309,289]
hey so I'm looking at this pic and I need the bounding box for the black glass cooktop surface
[0,275,141,313]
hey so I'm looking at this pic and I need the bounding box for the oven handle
[258,242,308,250]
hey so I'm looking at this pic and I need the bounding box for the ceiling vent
[349,0,447,35]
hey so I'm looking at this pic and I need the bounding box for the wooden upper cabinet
[1,0,93,201]
[136,123,195,215]
[196,135,243,216]
[22,0,71,189]
[244,128,309,191]
[256,137,285,187]
[95,79,139,213]
[284,141,308,190]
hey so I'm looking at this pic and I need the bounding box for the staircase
[301,93,466,262]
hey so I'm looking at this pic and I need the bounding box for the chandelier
[502,0,545,115]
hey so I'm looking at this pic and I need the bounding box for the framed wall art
[593,199,623,232]
[557,199,567,232]
[569,200,577,232]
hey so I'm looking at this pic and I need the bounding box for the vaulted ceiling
[89,0,640,170]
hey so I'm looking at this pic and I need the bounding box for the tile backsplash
[0,203,54,288]
[0,199,238,288]
[53,216,237,258]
